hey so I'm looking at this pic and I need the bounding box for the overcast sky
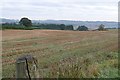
[1,0,119,21]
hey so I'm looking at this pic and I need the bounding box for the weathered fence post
[16,55,39,79]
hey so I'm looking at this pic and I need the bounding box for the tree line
[1,17,107,31]
[33,24,73,30]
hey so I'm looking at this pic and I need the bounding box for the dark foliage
[65,25,74,30]
[19,18,32,27]
[1,23,73,30]
[98,24,104,31]
[32,24,73,30]
[2,23,33,30]
[77,25,88,31]
[98,24,107,31]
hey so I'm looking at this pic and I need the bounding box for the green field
[2,29,118,78]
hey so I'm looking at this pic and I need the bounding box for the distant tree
[60,24,65,30]
[32,23,74,30]
[98,24,105,31]
[65,25,73,30]
[19,17,32,27]
[77,25,88,31]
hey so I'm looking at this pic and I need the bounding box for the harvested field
[2,29,118,78]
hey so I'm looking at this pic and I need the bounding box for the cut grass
[2,29,118,78]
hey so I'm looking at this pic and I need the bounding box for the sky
[0,0,119,21]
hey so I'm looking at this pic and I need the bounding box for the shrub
[98,24,106,31]
[77,25,88,31]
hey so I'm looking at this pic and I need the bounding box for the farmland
[2,29,118,78]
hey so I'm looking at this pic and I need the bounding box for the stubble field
[2,29,118,78]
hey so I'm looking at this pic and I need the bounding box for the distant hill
[0,18,118,30]
[32,20,117,30]
[0,18,19,23]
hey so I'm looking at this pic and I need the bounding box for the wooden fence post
[16,55,39,79]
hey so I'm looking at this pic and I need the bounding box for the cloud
[1,0,119,21]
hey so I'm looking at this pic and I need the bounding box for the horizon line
[0,18,118,22]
